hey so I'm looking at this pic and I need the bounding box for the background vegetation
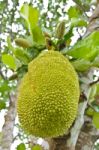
[0,0,99,150]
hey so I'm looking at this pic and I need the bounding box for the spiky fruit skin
[17,51,79,138]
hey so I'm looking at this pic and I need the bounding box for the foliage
[67,31,99,61]
[0,0,99,149]
[17,143,26,150]
[32,145,42,150]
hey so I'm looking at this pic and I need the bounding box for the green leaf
[2,54,16,70]
[71,59,92,72]
[93,112,99,129]
[17,65,28,78]
[96,84,99,94]
[92,55,99,67]
[71,18,87,27]
[88,84,97,102]
[7,36,15,52]
[68,6,80,18]
[64,28,73,41]
[32,145,42,150]
[87,84,99,104]
[32,26,45,45]
[14,48,30,64]
[0,132,2,141]
[94,143,99,150]
[0,101,6,110]
[7,36,31,64]
[20,4,39,37]
[20,4,39,27]
[86,107,94,116]
[20,4,45,46]
[67,31,99,61]
[0,80,10,93]
[17,143,26,150]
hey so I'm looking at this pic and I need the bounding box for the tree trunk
[48,135,70,150]
[0,94,17,150]
[76,120,99,150]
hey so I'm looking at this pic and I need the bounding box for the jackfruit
[17,50,79,138]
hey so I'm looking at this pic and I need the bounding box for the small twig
[12,133,21,142]
[89,4,99,22]
[84,4,99,37]
[76,28,82,40]
[80,92,87,101]
[89,78,99,86]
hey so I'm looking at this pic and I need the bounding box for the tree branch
[0,94,17,150]
[67,101,88,149]
[75,120,99,150]
[89,77,99,86]
[84,4,99,37]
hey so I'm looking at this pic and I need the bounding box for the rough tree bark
[0,94,17,150]
[75,121,99,150]
[48,3,99,150]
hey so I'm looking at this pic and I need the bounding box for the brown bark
[49,121,99,150]
[0,94,17,150]
[76,121,99,150]
[48,135,70,150]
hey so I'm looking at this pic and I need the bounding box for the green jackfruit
[17,50,79,138]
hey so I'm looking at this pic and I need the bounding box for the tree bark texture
[84,4,99,37]
[49,122,99,150]
[0,94,17,150]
